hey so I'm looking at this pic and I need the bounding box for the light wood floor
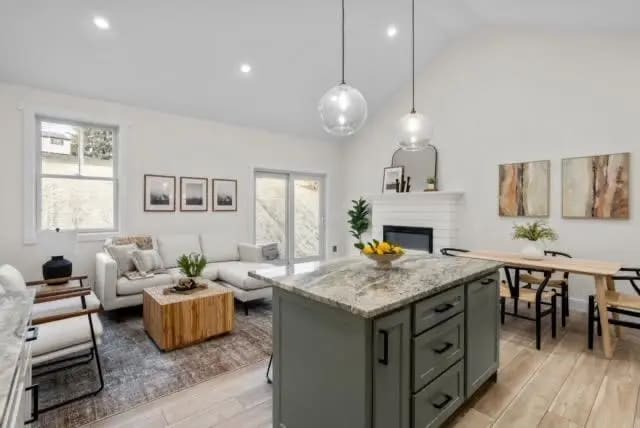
[87,308,640,428]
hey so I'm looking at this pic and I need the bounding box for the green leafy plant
[426,177,436,185]
[177,253,207,278]
[512,221,558,242]
[348,197,370,250]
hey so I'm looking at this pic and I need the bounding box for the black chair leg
[244,302,249,316]
[562,285,568,327]
[535,298,542,350]
[588,296,595,350]
[500,297,506,324]
[551,296,557,339]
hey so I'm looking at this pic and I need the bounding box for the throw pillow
[131,249,165,274]
[106,244,138,277]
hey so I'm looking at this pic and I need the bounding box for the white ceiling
[0,0,638,140]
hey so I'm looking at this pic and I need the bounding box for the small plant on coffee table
[177,253,207,278]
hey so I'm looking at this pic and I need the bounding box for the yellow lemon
[379,242,391,253]
[393,246,404,255]
[363,246,374,255]
[376,248,385,255]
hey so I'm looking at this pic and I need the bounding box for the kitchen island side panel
[273,288,372,428]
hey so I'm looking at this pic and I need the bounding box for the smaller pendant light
[318,0,368,136]
[397,0,432,151]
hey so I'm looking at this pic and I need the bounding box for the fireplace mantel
[366,191,464,253]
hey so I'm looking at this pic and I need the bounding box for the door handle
[378,330,389,365]
[432,342,453,354]
[434,303,454,313]
[25,384,39,424]
[431,393,453,410]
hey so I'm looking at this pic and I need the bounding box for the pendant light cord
[411,0,416,113]
[341,0,346,84]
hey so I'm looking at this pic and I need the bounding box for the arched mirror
[391,145,438,191]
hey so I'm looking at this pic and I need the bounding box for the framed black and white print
[212,179,237,212]
[180,177,208,212]
[144,174,176,212]
[382,166,404,193]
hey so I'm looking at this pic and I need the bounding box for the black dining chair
[588,267,640,350]
[440,248,469,257]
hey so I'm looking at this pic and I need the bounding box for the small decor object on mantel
[425,177,436,191]
[383,166,404,194]
[362,240,405,269]
[212,179,238,212]
[512,220,558,260]
[348,197,370,250]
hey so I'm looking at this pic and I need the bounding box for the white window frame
[252,167,327,264]
[22,104,127,244]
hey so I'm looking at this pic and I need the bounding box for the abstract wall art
[562,153,630,219]
[498,160,550,217]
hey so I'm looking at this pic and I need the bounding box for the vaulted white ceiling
[0,0,638,140]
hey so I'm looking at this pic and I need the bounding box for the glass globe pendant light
[318,0,367,136]
[397,0,433,151]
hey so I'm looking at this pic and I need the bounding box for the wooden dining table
[457,250,623,358]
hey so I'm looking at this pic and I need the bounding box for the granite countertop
[250,255,503,318]
[0,289,34,424]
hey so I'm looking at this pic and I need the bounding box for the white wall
[343,29,640,307]
[0,82,345,283]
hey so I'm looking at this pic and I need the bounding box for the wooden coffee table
[143,280,234,351]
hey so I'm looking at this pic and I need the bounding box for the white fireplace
[365,191,464,253]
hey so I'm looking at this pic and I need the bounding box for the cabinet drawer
[414,286,464,335]
[413,360,464,428]
[413,313,464,392]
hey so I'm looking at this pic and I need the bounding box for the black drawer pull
[26,326,39,342]
[378,330,389,365]
[432,342,453,354]
[434,303,454,313]
[481,278,495,285]
[431,393,453,410]
[25,384,39,424]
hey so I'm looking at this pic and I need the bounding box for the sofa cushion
[106,244,138,276]
[116,273,172,296]
[32,313,103,358]
[33,293,101,320]
[217,262,273,291]
[156,234,202,268]
[112,235,154,250]
[200,234,239,263]
[131,249,164,273]
[0,265,26,292]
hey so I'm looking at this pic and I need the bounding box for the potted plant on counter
[348,197,370,250]
[512,221,558,260]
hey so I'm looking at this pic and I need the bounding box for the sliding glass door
[255,170,325,263]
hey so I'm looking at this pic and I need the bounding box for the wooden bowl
[364,253,404,270]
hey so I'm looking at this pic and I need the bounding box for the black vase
[42,256,72,284]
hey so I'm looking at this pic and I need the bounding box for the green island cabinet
[271,271,500,428]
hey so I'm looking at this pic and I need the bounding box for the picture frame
[144,175,176,212]
[180,177,208,212]
[382,166,404,193]
[498,160,550,217]
[562,152,630,219]
[212,179,237,212]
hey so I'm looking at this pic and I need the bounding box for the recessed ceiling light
[240,64,252,74]
[386,25,397,38]
[93,16,110,30]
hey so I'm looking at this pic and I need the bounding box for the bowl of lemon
[362,240,405,270]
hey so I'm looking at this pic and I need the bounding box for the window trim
[22,104,127,244]
[36,116,119,234]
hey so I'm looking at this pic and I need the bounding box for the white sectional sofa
[95,234,276,314]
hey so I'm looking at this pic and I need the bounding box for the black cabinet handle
[434,303,454,313]
[481,278,496,285]
[26,326,39,342]
[431,393,453,410]
[378,330,389,365]
[432,342,453,354]
[25,384,39,424]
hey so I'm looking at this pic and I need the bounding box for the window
[38,118,118,232]
[254,170,325,263]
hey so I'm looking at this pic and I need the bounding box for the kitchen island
[250,255,503,428]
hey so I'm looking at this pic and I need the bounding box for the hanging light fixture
[397,0,432,151]
[318,0,367,136]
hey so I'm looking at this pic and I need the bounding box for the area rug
[34,301,272,428]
